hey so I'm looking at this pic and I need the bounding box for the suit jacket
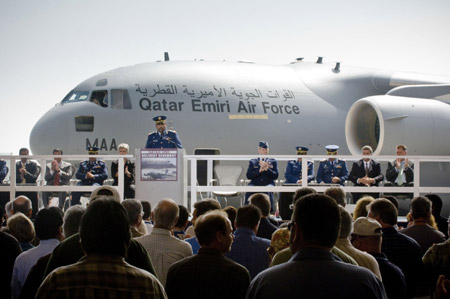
[111,159,135,186]
[0,160,7,183]
[386,160,414,184]
[349,159,384,186]
[16,160,39,184]
[145,130,182,148]
[246,158,278,186]
[45,161,73,186]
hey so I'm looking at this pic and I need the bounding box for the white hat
[352,217,382,236]
[90,186,121,203]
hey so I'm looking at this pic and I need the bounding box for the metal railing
[0,155,132,202]
[184,154,450,202]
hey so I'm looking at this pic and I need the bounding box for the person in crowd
[351,216,406,299]
[36,198,167,298]
[42,148,73,209]
[368,198,424,298]
[0,159,7,183]
[223,206,237,232]
[352,195,375,220]
[349,145,384,202]
[247,193,387,298]
[185,198,221,239]
[145,115,182,148]
[316,145,348,186]
[19,205,86,299]
[400,196,445,254]
[135,198,192,286]
[385,144,414,186]
[284,146,314,184]
[425,193,449,238]
[15,148,40,218]
[62,205,86,238]
[11,207,64,299]
[5,212,35,251]
[225,205,271,279]
[267,227,290,261]
[166,210,250,299]
[122,199,146,238]
[72,146,108,205]
[1,230,22,299]
[324,186,347,207]
[249,193,278,240]
[111,143,135,199]
[173,204,190,240]
[245,141,278,212]
[423,215,450,299]
[44,186,156,278]
[10,196,33,218]
[382,195,399,211]
[141,200,154,234]
[335,206,382,280]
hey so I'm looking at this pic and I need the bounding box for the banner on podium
[140,149,178,181]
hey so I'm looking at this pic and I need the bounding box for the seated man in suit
[316,145,348,186]
[71,147,108,206]
[385,144,414,186]
[43,148,73,209]
[349,145,384,203]
[245,141,278,212]
[15,147,40,218]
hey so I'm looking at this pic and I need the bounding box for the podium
[135,148,187,208]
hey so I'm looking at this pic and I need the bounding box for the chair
[210,164,243,208]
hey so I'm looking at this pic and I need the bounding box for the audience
[1,230,22,299]
[141,200,154,234]
[223,205,237,232]
[249,193,278,240]
[36,198,166,298]
[335,206,382,280]
[267,227,290,261]
[122,198,146,238]
[401,196,445,254]
[62,205,86,238]
[247,193,387,298]
[185,199,221,253]
[11,196,33,218]
[11,207,64,299]
[135,198,192,286]
[368,198,424,299]
[423,216,450,298]
[166,210,250,299]
[44,186,156,278]
[324,186,347,207]
[225,205,271,278]
[5,212,35,251]
[425,193,449,238]
[352,217,406,299]
[352,195,375,220]
[173,204,190,240]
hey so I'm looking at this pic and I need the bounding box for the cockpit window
[61,90,90,104]
[111,89,132,109]
[90,90,108,107]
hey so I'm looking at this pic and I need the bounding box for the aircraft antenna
[164,52,170,61]
[333,62,341,73]
[316,57,323,64]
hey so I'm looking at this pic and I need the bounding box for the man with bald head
[136,199,193,286]
[11,196,33,218]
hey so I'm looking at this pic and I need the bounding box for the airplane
[29,53,450,189]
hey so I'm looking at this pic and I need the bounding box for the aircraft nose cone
[30,106,69,154]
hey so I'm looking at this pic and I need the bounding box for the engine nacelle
[345,95,450,155]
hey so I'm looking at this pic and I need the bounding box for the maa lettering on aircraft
[86,138,117,151]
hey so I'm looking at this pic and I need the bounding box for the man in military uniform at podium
[145,115,182,149]
[71,146,108,206]
[284,146,315,184]
[316,145,348,186]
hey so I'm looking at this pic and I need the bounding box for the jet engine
[345,95,450,155]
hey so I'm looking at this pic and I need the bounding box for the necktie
[397,162,404,186]
[54,171,60,186]
[365,162,369,176]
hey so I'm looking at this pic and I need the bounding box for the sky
[1,0,450,154]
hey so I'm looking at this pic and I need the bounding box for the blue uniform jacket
[246,158,278,186]
[145,130,182,149]
[316,159,349,185]
[75,160,108,185]
[284,160,315,183]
